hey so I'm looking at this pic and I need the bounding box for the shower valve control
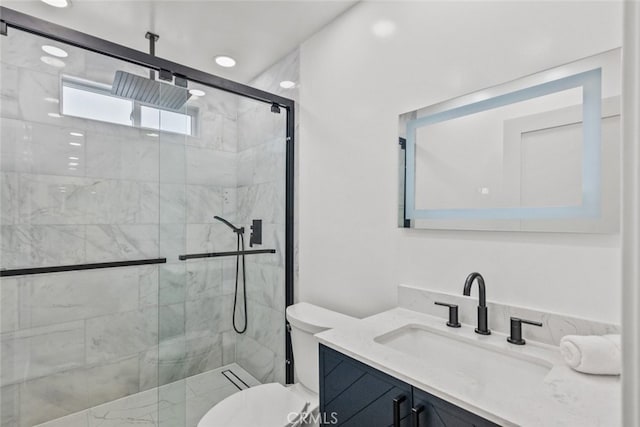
[250,219,262,247]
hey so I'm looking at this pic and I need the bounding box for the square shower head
[111,71,191,111]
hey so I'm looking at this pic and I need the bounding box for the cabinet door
[412,388,500,427]
[320,345,412,426]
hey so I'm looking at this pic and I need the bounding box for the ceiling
[1,0,357,82]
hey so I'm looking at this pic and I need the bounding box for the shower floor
[33,363,261,427]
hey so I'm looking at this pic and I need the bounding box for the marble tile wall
[0,28,240,426]
[233,48,299,385]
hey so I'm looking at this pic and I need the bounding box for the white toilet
[197,302,355,427]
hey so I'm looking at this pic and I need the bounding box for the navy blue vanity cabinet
[411,388,499,427]
[319,344,412,426]
[319,345,500,427]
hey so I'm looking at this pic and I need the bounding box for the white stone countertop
[315,307,621,427]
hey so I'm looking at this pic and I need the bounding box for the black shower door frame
[0,6,296,384]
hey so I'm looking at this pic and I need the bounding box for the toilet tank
[286,303,356,394]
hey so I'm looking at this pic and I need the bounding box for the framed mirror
[398,49,621,233]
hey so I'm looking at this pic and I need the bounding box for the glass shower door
[0,25,175,427]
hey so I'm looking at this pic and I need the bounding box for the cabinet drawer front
[320,345,412,426]
[412,388,500,427]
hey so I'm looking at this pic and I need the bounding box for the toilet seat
[197,383,311,427]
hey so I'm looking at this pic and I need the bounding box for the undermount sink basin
[374,324,552,391]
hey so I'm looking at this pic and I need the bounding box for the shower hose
[233,231,248,334]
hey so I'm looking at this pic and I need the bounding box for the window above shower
[61,75,197,136]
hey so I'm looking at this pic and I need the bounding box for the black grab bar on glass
[178,249,276,261]
[0,258,167,277]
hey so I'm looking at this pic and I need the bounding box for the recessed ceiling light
[41,0,71,7]
[279,80,296,89]
[68,156,79,160]
[69,142,82,147]
[189,89,206,97]
[42,45,68,58]
[69,132,83,137]
[146,132,159,137]
[48,112,62,118]
[215,55,236,68]
[40,56,65,68]
[44,97,59,103]
[68,162,79,166]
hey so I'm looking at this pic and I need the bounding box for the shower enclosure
[0,7,294,427]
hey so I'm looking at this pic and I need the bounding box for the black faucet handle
[507,317,543,345]
[434,302,461,328]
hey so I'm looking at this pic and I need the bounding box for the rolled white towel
[559,334,621,375]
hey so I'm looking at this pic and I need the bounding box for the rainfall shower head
[214,216,244,234]
[110,31,190,111]
[111,71,191,111]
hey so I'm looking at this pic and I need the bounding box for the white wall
[298,1,623,323]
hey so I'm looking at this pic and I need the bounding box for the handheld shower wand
[214,216,247,334]
[213,216,244,234]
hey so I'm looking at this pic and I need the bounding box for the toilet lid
[197,383,310,427]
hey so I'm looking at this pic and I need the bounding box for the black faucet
[463,272,491,335]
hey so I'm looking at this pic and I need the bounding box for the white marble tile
[138,265,160,309]
[120,139,160,182]
[244,300,285,355]
[17,174,90,224]
[185,260,224,301]
[237,103,286,152]
[235,334,276,384]
[138,338,187,391]
[85,224,158,262]
[185,295,230,336]
[237,139,286,187]
[1,384,20,427]
[159,223,186,265]
[1,224,85,268]
[245,262,285,310]
[140,182,161,224]
[86,309,158,364]
[158,263,187,305]
[184,333,225,377]
[159,303,185,342]
[25,268,139,327]
[185,223,236,255]
[221,116,238,153]
[0,277,20,333]
[33,410,88,427]
[185,146,236,187]
[159,183,186,224]
[1,63,21,119]
[236,181,285,225]
[221,331,236,366]
[157,379,187,427]
[1,320,85,386]
[222,187,237,217]
[87,387,157,427]
[1,172,19,225]
[19,366,89,427]
[85,356,140,407]
[194,110,223,150]
[159,141,186,184]
[84,132,122,180]
[185,185,223,223]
